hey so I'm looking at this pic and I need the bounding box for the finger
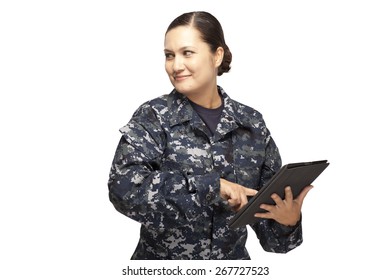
[271,193,283,207]
[240,191,248,207]
[232,194,247,212]
[254,211,272,219]
[259,203,274,213]
[244,187,258,197]
[228,197,239,207]
[296,185,314,204]
[284,186,293,202]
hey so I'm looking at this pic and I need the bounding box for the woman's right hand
[220,179,258,211]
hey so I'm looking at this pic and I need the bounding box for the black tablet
[229,160,329,229]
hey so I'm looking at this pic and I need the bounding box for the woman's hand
[254,185,313,226]
[220,179,258,211]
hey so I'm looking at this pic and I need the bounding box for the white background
[1,1,389,279]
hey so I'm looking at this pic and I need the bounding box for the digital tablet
[229,160,329,229]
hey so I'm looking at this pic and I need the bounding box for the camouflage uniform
[108,86,303,260]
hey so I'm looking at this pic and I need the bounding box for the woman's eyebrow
[164,46,196,52]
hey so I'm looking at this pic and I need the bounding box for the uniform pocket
[235,166,261,190]
[161,159,205,176]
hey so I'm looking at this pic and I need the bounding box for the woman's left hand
[254,185,313,226]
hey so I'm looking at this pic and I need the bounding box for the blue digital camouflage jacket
[108,86,303,260]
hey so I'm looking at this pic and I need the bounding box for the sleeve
[250,133,304,253]
[107,102,222,229]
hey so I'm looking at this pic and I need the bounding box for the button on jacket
[108,86,303,260]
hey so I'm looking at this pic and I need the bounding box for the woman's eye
[165,53,174,59]
[183,50,194,57]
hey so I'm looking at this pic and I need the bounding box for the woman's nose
[172,56,184,72]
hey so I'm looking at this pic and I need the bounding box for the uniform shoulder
[120,94,170,135]
[132,94,170,118]
[228,97,266,127]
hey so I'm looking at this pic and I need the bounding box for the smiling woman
[107,11,312,260]
[164,22,226,108]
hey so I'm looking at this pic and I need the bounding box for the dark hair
[166,11,232,76]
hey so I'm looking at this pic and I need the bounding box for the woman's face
[164,26,221,97]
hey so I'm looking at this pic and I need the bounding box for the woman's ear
[215,47,224,67]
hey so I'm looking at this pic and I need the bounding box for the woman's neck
[186,86,222,109]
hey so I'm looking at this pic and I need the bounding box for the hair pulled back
[166,11,232,76]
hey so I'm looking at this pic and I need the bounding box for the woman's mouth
[174,75,191,81]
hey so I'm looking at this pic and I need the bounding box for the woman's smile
[174,74,191,81]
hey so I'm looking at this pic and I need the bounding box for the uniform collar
[168,86,251,140]
[167,90,193,127]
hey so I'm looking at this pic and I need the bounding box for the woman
[108,11,312,260]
